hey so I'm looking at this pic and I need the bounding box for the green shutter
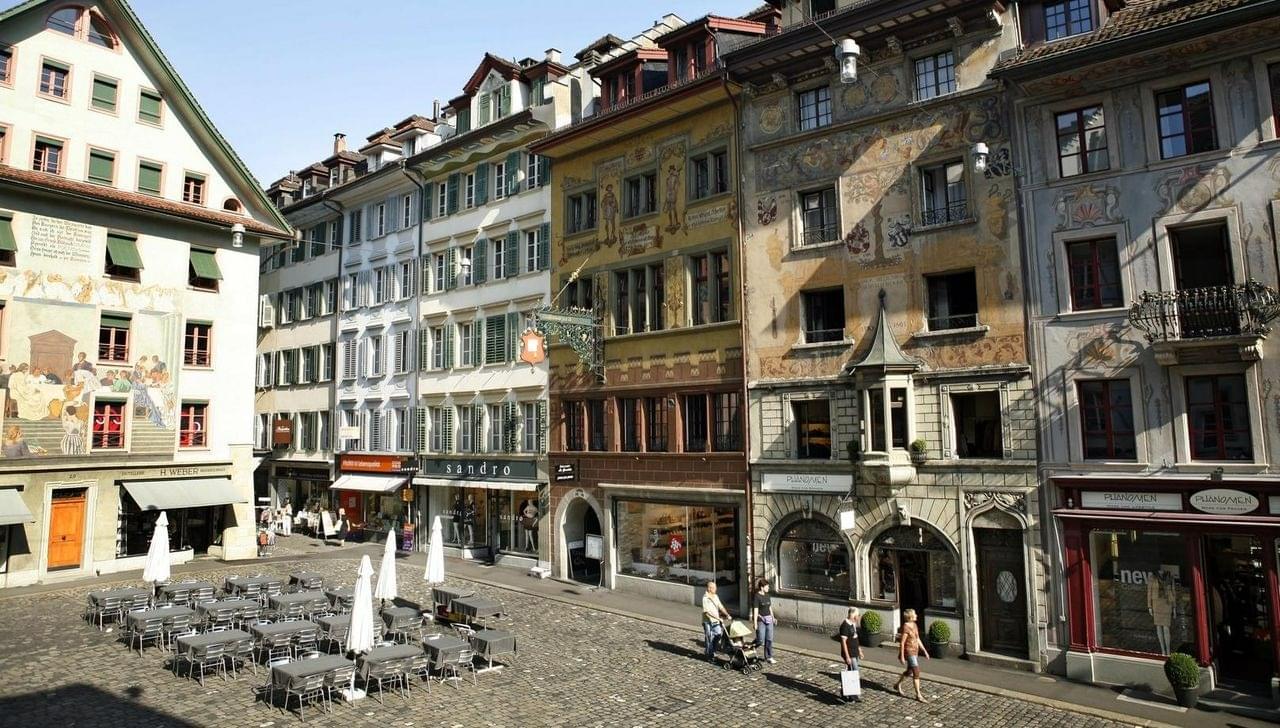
[416,407,428,452]
[138,90,162,124]
[498,85,511,117]
[471,320,483,367]
[531,78,544,105]
[456,108,471,134]
[100,313,131,329]
[189,249,223,280]
[0,214,16,252]
[536,401,547,453]
[506,312,519,362]
[446,173,459,215]
[505,231,519,278]
[473,238,488,285]
[477,94,490,125]
[105,233,142,269]
[504,402,519,453]
[485,314,504,365]
[445,248,457,290]
[538,155,550,187]
[537,223,550,270]
[137,162,162,195]
[442,407,454,453]
[422,182,433,221]
[505,152,521,195]
[87,149,114,185]
[475,164,488,206]
[443,324,455,368]
[91,76,117,111]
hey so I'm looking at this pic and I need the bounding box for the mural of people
[60,403,86,455]
[7,364,49,420]
[601,184,618,243]
[664,163,682,230]
[72,352,96,376]
[2,425,44,457]
[148,355,168,385]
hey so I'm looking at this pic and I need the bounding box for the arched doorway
[561,496,602,585]
[870,523,958,631]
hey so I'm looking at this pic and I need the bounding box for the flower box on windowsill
[911,324,989,341]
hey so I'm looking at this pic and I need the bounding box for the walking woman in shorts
[894,608,930,702]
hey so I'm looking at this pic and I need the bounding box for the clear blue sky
[130,0,762,186]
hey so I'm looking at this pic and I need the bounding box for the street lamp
[836,38,861,84]
[231,222,246,248]
[970,142,990,174]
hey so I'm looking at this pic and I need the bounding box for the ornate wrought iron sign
[534,306,603,379]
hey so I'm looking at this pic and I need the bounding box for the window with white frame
[431,326,445,370]
[492,237,506,280]
[342,274,357,310]
[464,172,476,208]
[321,342,335,381]
[342,409,361,450]
[429,407,443,451]
[393,330,411,373]
[489,404,505,452]
[460,246,473,286]
[397,261,413,299]
[914,51,956,101]
[368,335,384,377]
[460,322,475,366]
[458,406,476,453]
[526,153,541,189]
[799,187,838,247]
[522,402,538,452]
[433,253,446,292]
[493,161,506,200]
[395,407,411,451]
[919,161,967,226]
[375,203,386,237]
[402,194,413,228]
[436,183,447,217]
[372,268,388,305]
[524,229,539,273]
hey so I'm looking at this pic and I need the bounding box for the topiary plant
[927,620,951,643]
[861,610,882,634]
[909,438,928,453]
[1164,652,1199,689]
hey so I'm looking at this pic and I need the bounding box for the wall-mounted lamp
[836,38,861,84]
[970,142,990,174]
[231,222,246,249]
[1210,466,1224,482]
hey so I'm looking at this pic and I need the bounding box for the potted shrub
[859,610,881,647]
[1164,652,1200,709]
[909,439,928,464]
[926,620,951,658]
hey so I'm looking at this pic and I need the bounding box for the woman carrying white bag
[838,607,864,704]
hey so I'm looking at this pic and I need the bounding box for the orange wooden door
[47,495,86,569]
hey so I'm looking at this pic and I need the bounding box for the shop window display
[614,499,738,593]
[495,493,539,555]
[775,519,849,597]
[1089,529,1195,656]
[433,488,486,547]
[871,526,958,610]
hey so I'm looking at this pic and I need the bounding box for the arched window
[46,7,78,35]
[86,13,116,48]
[871,525,957,611]
[776,518,849,598]
[222,198,242,213]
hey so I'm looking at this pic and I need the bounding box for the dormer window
[1045,0,1095,41]
[45,6,116,49]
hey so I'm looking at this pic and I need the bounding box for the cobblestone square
[0,551,1132,728]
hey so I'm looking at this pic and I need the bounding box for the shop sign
[117,465,231,479]
[419,457,538,481]
[276,466,330,482]
[339,453,413,474]
[518,329,547,366]
[272,419,293,446]
[760,472,852,494]
[338,425,361,440]
[401,524,415,552]
[584,533,603,560]
[1189,488,1258,516]
[1080,491,1181,511]
[554,462,577,482]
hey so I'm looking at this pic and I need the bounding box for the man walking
[894,608,930,702]
[701,581,730,663]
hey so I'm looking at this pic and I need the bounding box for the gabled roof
[575,33,626,61]
[461,52,523,95]
[0,0,291,237]
[994,0,1275,75]
[845,290,918,375]
[390,114,438,136]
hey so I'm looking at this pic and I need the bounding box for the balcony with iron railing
[1127,280,1280,364]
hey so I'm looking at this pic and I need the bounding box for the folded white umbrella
[346,555,376,654]
[142,511,170,584]
[424,516,445,584]
[374,527,398,602]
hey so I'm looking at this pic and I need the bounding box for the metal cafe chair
[229,636,258,678]
[283,672,327,722]
[440,647,477,689]
[293,627,320,659]
[128,617,165,657]
[89,595,125,630]
[323,665,356,711]
[405,653,434,695]
[362,660,407,705]
[192,643,228,687]
[163,614,196,652]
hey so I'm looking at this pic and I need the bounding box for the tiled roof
[994,0,1267,72]
[0,164,289,237]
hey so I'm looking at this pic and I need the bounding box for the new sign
[760,473,853,494]
[1189,489,1258,516]
[1080,491,1181,511]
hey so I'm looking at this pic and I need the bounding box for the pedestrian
[701,580,730,664]
[281,498,293,536]
[838,607,865,703]
[750,577,776,664]
[337,507,348,542]
[893,608,930,702]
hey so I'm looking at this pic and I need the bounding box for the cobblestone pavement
[0,553,1137,728]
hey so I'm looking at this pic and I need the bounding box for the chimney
[545,47,561,64]
[333,133,346,154]
[432,99,441,121]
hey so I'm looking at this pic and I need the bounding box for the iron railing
[920,201,969,227]
[1128,281,1280,344]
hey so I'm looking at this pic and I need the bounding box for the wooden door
[47,493,86,570]
[976,528,1028,656]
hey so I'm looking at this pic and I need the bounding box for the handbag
[840,668,862,697]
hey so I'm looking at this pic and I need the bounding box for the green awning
[189,249,222,280]
[0,215,15,253]
[100,314,131,328]
[105,234,142,269]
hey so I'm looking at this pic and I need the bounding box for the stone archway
[554,490,604,583]
[964,494,1034,659]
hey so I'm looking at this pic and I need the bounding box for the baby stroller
[720,620,765,674]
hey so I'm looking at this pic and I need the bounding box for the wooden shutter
[498,85,511,117]
[484,314,502,364]
[475,164,488,206]
[418,332,430,371]
[478,93,490,124]
[416,407,428,452]
[506,152,521,195]
[441,407,454,453]
[537,222,550,270]
[471,320,483,367]
[473,238,488,285]
[504,402,519,453]
[506,311,520,362]
[422,183,433,220]
[535,401,547,453]
[443,324,455,369]
[504,231,520,278]
[446,173,459,214]
[538,156,550,187]
[445,248,457,290]
[364,204,375,239]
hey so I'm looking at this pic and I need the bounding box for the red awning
[1052,508,1280,528]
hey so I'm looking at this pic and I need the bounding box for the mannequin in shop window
[450,495,464,543]
[520,499,539,552]
[1148,567,1177,655]
[462,495,477,546]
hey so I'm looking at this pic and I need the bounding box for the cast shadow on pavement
[645,638,708,662]
[0,683,202,727]
[764,672,845,705]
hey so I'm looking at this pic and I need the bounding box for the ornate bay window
[846,291,918,487]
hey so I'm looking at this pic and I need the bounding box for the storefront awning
[415,477,536,492]
[0,489,34,526]
[123,478,245,511]
[331,474,406,493]
[1053,508,1280,528]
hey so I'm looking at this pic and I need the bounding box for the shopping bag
[841,668,862,697]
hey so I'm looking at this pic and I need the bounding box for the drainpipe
[320,198,345,496]
[719,55,756,606]
[400,159,429,545]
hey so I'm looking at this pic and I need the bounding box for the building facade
[996,0,1280,697]
[0,0,290,586]
[534,12,771,611]
[726,0,1045,662]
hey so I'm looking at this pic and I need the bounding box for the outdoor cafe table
[470,629,517,671]
[87,587,150,606]
[269,591,327,613]
[126,605,193,629]
[157,581,215,602]
[196,598,258,618]
[432,586,473,614]
[226,575,282,595]
[381,607,421,630]
[356,644,421,680]
[174,628,251,656]
[289,571,324,590]
[422,635,469,667]
[451,596,502,627]
[316,614,350,631]
[324,586,354,609]
[270,654,352,690]
[251,619,319,643]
